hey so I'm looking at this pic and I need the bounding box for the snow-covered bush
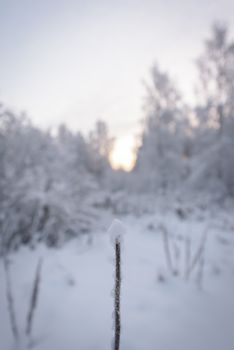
[0,107,114,252]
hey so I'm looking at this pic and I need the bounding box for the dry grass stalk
[160,225,175,275]
[184,237,191,280]
[186,231,207,279]
[3,255,19,342]
[114,238,121,350]
[26,258,43,338]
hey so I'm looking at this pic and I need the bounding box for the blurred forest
[1,23,234,252]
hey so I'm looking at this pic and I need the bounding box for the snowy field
[1,201,234,350]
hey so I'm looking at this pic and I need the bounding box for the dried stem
[196,249,206,290]
[186,231,207,278]
[173,241,180,276]
[26,258,43,338]
[184,237,191,280]
[114,238,121,350]
[3,255,19,342]
[160,225,174,275]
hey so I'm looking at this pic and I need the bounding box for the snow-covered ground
[1,202,234,350]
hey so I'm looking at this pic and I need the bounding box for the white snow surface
[1,203,234,350]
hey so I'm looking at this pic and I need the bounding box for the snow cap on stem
[108,219,126,244]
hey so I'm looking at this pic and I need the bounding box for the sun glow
[110,135,136,172]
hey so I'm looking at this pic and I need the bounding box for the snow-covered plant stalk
[3,254,43,349]
[172,241,180,276]
[3,255,19,343]
[196,253,205,290]
[184,237,191,280]
[160,225,175,275]
[114,237,121,350]
[186,231,207,280]
[26,258,43,339]
[108,219,126,350]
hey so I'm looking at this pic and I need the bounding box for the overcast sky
[1,0,234,141]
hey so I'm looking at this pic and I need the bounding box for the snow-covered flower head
[108,219,126,244]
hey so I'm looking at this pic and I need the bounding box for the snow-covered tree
[134,64,191,191]
[86,120,114,185]
[191,23,234,196]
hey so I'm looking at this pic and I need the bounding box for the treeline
[134,23,234,197]
[0,23,234,251]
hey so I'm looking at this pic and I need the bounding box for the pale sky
[0,0,234,168]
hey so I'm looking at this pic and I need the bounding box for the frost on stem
[108,219,126,350]
[114,238,121,350]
